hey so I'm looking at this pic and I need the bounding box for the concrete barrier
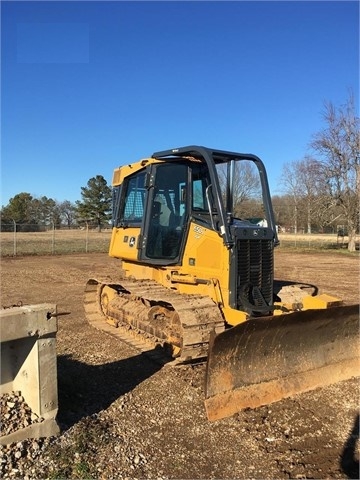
[0,304,59,444]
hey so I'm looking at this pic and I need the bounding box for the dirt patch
[0,251,359,479]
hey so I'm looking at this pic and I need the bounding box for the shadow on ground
[56,350,162,431]
[340,413,360,479]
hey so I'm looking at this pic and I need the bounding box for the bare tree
[280,161,303,233]
[271,194,294,230]
[59,200,77,228]
[216,161,262,218]
[298,156,330,233]
[310,93,360,251]
[280,156,334,233]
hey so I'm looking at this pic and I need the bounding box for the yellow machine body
[85,146,359,421]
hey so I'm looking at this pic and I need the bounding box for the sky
[1,0,359,207]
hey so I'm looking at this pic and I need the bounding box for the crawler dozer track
[84,278,225,364]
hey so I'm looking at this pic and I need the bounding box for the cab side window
[120,171,146,225]
[192,166,214,212]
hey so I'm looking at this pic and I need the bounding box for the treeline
[0,175,112,232]
[0,188,352,236]
[276,93,359,251]
[272,194,349,235]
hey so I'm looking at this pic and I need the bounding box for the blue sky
[1,1,359,207]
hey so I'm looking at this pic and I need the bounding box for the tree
[279,161,304,233]
[271,194,294,230]
[32,196,61,227]
[310,93,360,251]
[0,193,38,230]
[76,175,112,231]
[0,193,62,231]
[216,160,262,218]
[59,200,77,228]
[280,157,328,233]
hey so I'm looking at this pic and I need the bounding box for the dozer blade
[205,304,359,421]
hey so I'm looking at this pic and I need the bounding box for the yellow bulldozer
[84,146,359,421]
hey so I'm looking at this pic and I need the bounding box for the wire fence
[0,225,112,256]
[278,233,348,250]
[0,224,357,257]
[277,232,358,250]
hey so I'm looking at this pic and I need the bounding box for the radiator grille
[236,239,273,311]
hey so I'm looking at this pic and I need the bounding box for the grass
[0,229,112,256]
[277,233,359,253]
[46,417,111,479]
[0,230,358,257]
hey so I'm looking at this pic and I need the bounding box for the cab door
[139,163,189,265]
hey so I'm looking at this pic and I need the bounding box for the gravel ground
[0,252,359,479]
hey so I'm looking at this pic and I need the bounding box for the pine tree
[76,175,112,231]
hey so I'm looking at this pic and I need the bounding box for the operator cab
[112,146,278,266]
